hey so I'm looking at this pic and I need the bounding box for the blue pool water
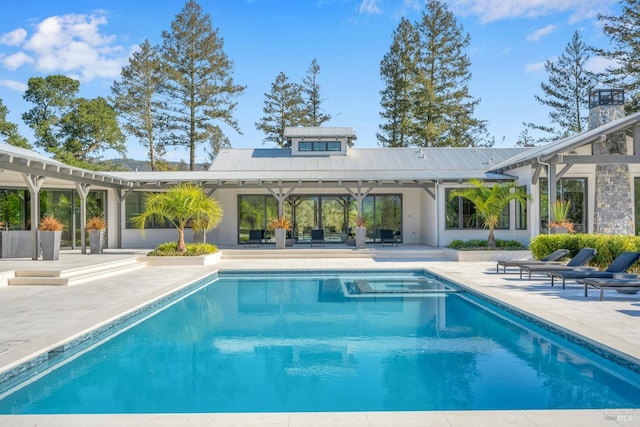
[1,269,640,414]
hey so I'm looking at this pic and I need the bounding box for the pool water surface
[0,269,639,414]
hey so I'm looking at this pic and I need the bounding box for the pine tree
[412,0,487,147]
[301,58,331,127]
[111,40,167,171]
[160,0,245,170]
[597,0,640,112]
[255,72,305,147]
[378,18,419,147]
[526,31,596,141]
[0,98,29,148]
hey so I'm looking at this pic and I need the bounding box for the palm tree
[132,183,223,252]
[449,179,530,248]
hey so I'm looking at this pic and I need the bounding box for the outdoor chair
[310,229,325,247]
[547,251,640,289]
[582,275,640,300]
[379,229,398,247]
[244,229,263,247]
[518,247,597,280]
[496,248,569,273]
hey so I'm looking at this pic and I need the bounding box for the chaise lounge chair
[310,229,325,247]
[496,248,569,273]
[518,247,597,280]
[379,229,398,247]
[582,276,640,300]
[547,251,640,289]
[244,229,263,247]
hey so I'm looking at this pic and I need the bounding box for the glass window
[125,192,172,229]
[0,189,29,230]
[299,142,312,151]
[298,141,342,152]
[539,178,586,233]
[515,186,527,230]
[237,194,402,244]
[238,195,278,243]
[445,188,508,230]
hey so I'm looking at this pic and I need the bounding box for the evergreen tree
[255,72,305,147]
[23,75,125,167]
[22,75,79,153]
[161,0,245,170]
[597,0,640,112]
[378,18,419,147]
[515,127,538,147]
[301,58,331,126]
[412,0,487,147]
[0,98,29,148]
[111,39,167,171]
[59,97,126,163]
[526,31,596,141]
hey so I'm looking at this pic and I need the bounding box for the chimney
[590,89,634,234]
[589,89,624,130]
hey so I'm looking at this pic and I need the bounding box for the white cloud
[448,0,616,24]
[2,51,34,70]
[0,28,27,46]
[359,0,382,14]
[585,55,617,74]
[525,61,546,73]
[526,24,557,42]
[0,79,28,92]
[1,13,131,82]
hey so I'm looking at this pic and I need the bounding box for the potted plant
[549,200,574,234]
[38,215,63,261]
[268,216,292,250]
[355,216,366,249]
[86,216,106,254]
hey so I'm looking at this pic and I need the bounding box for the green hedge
[447,239,527,250]
[530,234,640,271]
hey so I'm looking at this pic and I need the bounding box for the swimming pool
[0,269,639,413]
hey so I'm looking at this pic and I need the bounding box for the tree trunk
[488,227,496,248]
[177,228,186,252]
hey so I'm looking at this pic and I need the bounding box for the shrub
[530,234,640,271]
[148,241,218,256]
[447,238,526,250]
[86,216,107,231]
[38,215,64,231]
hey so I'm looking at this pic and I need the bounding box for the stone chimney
[590,89,634,235]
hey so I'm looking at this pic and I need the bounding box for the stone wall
[590,105,634,235]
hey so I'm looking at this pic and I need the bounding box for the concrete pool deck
[0,247,638,426]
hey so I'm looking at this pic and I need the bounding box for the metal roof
[489,111,640,173]
[0,143,134,188]
[284,126,356,139]
[106,147,530,189]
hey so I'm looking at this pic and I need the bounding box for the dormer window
[285,126,356,157]
[299,141,342,152]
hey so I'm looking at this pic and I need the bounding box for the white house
[0,89,638,256]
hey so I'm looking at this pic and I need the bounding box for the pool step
[8,257,147,286]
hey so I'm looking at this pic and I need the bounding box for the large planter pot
[274,228,286,250]
[39,230,62,261]
[355,227,366,249]
[550,227,569,234]
[89,230,105,254]
[0,230,32,258]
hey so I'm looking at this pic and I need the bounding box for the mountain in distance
[100,158,208,171]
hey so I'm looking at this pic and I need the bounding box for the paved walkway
[0,248,638,426]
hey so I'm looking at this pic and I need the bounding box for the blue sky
[0,0,620,162]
